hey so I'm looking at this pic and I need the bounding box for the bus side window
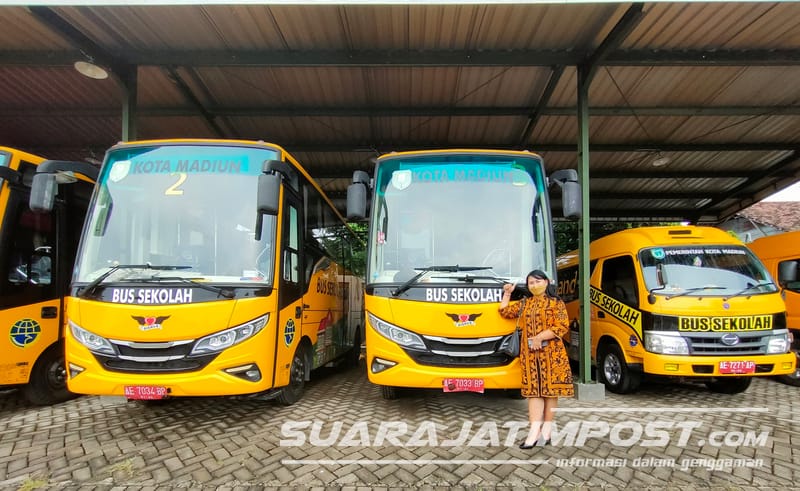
[778,259,800,292]
[1,200,56,309]
[284,204,300,284]
[601,255,639,307]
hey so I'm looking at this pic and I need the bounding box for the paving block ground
[1,362,798,490]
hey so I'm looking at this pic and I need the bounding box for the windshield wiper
[141,276,235,299]
[723,282,775,301]
[665,286,725,300]
[392,265,486,296]
[79,264,191,298]
[431,271,507,284]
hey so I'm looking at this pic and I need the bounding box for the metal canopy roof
[2,2,800,222]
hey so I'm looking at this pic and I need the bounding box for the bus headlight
[767,332,791,354]
[368,313,426,350]
[644,332,689,355]
[191,314,268,355]
[70,320,115,355]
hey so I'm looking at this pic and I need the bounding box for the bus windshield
[74,144,278,285]
[640,245,777,297]
[367,153,550,285]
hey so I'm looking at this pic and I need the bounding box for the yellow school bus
[748,230,800,386]
[346,149,580,398]
[557,225,794,394]
[30,139,363,404]
[0,147,95,404]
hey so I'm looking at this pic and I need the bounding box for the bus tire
[347,328,362,368]
[597,343,641,394]
[381,385,399,400]
[277,345,307,406]
[504,389,524,399]
[705,377,752,394]
[21,343,75,406]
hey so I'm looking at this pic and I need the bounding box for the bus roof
[0,146,45,167]
[557,225,745,267]
[748,230,800,260]
[376,148,543,162]
[107,138,288,156]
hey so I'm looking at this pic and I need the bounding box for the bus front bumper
[66,346,274,398]
[641,352,796,377]
[367,350,521,390]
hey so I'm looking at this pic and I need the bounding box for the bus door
[275,186,305,389]
[303,242,338,367]
[598,255,643,352]
[0,184,61,390]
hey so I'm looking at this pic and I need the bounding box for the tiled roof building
[720,201,800,242]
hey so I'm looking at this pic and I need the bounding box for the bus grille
[93,339,218,373]
[404,334,514,368]
[686,332,770,356]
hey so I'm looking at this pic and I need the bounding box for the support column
[574,64,604,401]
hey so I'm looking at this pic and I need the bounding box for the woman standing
[499,270,574,448]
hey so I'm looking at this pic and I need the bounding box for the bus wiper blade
[391,265,482,296]
[78,264,191,298]
[665,286,725,300]
[431,274,508,284]
[723,282,775,301]
[143,276,235,299]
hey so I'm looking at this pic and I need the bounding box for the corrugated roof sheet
[1,3,799,221]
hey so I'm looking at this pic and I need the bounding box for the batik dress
[499,295,574,398]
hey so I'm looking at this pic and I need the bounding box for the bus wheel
[277,345,307,406]
[597,344,641,394]
[504,389,524,399]
[347,329,362,368]
[381,385,399,400]
[706,377,752,394]
[21,343,75,406]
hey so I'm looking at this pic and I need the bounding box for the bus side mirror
[257,173,281,216]
[549,169,581,220]
[30,173,57,213]
[347,170,370,221]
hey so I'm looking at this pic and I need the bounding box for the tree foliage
[554,221,679,257]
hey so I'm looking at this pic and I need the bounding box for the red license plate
[442,378,485,393]
[719,361,756,374]
[124,385,169,400]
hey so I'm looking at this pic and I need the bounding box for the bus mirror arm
[352,170,370,186]
[648,263,667,303]
[0,166,21,185]
[254,210,264,241]
[36,160,100,182]
[30,159,101,213]
[647,287,665,305]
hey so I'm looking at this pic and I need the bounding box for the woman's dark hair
[526,269,560,299]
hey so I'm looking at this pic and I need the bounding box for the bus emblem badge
[446,313,481,327]
[284,319,296,346]
[391,170,412,190]
[10,319,41,348]
[721,333,740,346]
[132,316,170,331]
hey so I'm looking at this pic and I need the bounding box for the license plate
[124,385,169,400]
[442,378,484,393]
[719,361,756,374]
